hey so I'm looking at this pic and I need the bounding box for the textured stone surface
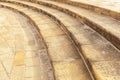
[0,3,91,80]
[0,8,46,80]
[0,0,120,80]
[71,0,120,13]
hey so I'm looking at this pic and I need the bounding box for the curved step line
[28,0,120,51]
[0,4,55,80]
[1,1,96,80]
[60,0,120,20]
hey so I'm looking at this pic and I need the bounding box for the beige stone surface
[53,60,90,80]
[5,1,120,80]
[0,2,91,80]
[38,0,120,49]
[0,0,120,80]
[71,0,120,12]
[0,8,42,80]
[14,51,25,66]
[92,61,120,80]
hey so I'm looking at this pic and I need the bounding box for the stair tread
[8,0,120,64]
[35,0,120,49]
[0,2,92,80]
[40,0,120,39]
[70,0,120,13]
[1,1,120,80]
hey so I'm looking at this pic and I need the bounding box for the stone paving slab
[0,8,43,80]
[53,59,90,80]
[92,61,120,80]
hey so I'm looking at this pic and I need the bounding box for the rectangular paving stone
[14,51,25,66]
[11,66,25,80]
[45,35,72,47]
[91,61,120,80]
[25,56,40,66]
[53,60,91,80]
[41,27,64,37]
[48,43,80,61]
[25,66,40,78]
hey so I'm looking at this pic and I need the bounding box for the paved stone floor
[0,8,41,80]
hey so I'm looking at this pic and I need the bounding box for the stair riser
[65,1,120,20]
[32,1,120,50]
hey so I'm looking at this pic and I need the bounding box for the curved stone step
[33,0,120,50]
[1,1,120,80]
[64,0,120,20]
[0,2,92,80]
[68,0,120,20]
[0,6,51,80]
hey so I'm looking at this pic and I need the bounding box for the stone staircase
[0,0,120,80]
